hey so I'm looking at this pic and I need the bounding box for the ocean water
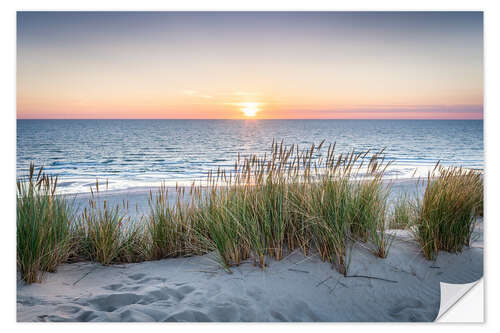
[17,119,483,194]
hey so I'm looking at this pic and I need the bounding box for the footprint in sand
[56,305,82,314]
[86,293,141,312]
[137,276,167,284]
[270,310,288,321]
[75,310,99,321]
[103,283,124,291]
[128,273,146,281]
[164,309,211,322]
[389,298,427,321]
[246,288,265,301]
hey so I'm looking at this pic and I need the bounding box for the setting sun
[240,103,260,117]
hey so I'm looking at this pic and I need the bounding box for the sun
[240,102,260,117]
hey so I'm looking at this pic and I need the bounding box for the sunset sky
[17,11,483,119]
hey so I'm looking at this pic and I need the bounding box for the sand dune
[17,221,483,322]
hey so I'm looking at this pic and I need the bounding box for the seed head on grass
[351,176,392,258]
[415,165,483,260]
[146,184,200,260]
[21,140,475,281]
[17,163,74,283]
[76,180,143,265]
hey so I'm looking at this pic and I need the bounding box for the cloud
[182,90,213,99]
[182,90,198,96]
[232,91,261,96]
[276,104,483,114]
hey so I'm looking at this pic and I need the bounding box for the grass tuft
[389,194,417,230]
[17,163,74,283]
[415,165,483,260]
[146,184,200,260]
[75,181,144,265]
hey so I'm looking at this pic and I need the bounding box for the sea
[17,119,484,194]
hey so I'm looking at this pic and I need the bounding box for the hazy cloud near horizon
[17,11,483,119]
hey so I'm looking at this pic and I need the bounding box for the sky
[17,11,483,119]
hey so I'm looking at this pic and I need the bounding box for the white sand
[17,180,483,322]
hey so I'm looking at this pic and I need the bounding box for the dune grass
[17,164,74,283]
[17,140,483,283]
[189,140,393,274]
[351,174,392,258]
[389,194,417,230]
[75,181,145,265]
[146,184,202,260]
[297,176,353,274]
[414,165,483,260]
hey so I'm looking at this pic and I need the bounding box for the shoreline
[50,168,439,196]
[66,177,428,219]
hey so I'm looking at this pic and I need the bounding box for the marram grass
[16,164,74,283]
[75,181,145,265]
[17,141,483,283]
[146,184,202,260]
[389,194,417,230]
[414,165,483,260]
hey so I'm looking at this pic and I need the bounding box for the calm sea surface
[17,120,484,194]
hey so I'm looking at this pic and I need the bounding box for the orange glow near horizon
[17,12,483,120]
[15,74,484,119]
[16,90,483,119]
[238,103,260,117]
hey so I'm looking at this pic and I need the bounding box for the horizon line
[16,118,484,121]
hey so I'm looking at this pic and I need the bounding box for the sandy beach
[17,180,483,322]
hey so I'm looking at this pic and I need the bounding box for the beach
[17,179,484,322]
[15,11,485,324]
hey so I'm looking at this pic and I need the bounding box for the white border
[2,1,498,331]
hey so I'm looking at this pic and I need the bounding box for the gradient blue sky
[17,11,483,119]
